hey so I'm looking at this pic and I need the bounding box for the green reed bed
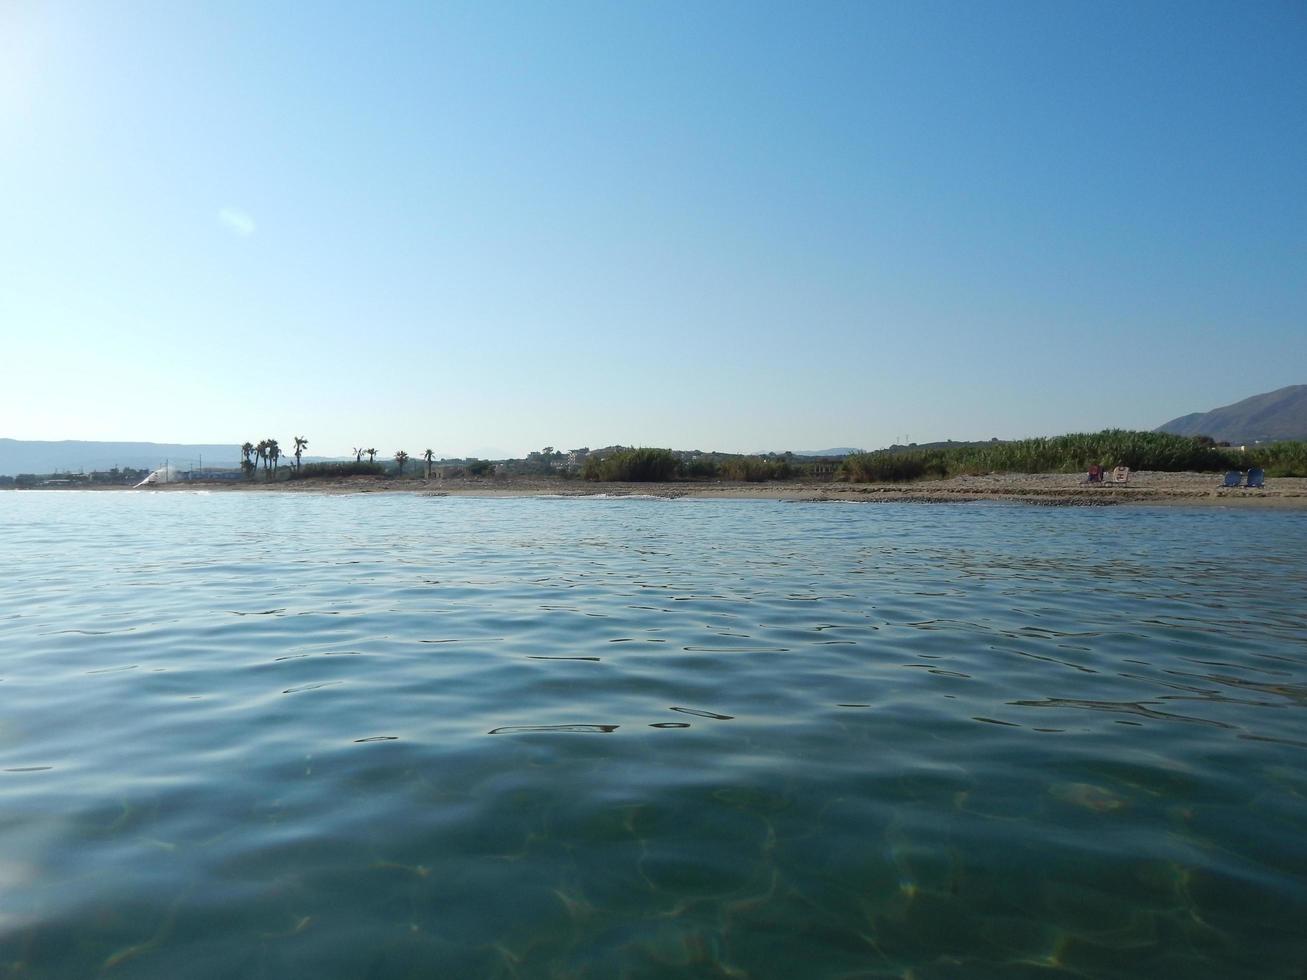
[289,461,386,479]
[583,448,681,482]
[716,456,794,482]
[1246,440,1307,477]
[840,431,1307,482]
[584,450,801,483]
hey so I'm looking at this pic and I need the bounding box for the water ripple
[0,493,1304,977]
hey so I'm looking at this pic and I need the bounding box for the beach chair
[1111,466,1130,485]
[1247,467,1265,489]
[1222,471,1242,488]
[1085,464,1103,484]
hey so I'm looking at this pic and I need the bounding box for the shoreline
[12,471,1307,508]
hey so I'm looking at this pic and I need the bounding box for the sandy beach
[80,470,1307,508]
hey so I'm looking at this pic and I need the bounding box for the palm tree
[423,449,434,479]
[366,448,377,463]
[293,436,308,471]
[353,447,365,463]
[241,442,256,479]
[255,440,269,476]
[267,439,281,474]
[394,450,409,475]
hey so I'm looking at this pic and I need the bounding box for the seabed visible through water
[1,492,1304,977]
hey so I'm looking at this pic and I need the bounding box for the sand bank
[93,470,1307,508]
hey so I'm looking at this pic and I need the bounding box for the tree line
[240,437,443,480]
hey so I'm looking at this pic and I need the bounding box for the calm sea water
[1,491,1305,978]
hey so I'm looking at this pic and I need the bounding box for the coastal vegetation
[717,456,795,482]
[1248,440,1307,477]
[581,449,800,482]
[254,439,281,475]
[839,431,1307,482]
[583,448,680,482]
[6,431,1305,487]
[288,461,384,480]
[679,457,720,479]
[240,438,286,478]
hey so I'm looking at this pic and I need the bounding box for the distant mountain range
[763,441,1000,456]
[0,439,508,476]
[8,396,1300,478]
[0,439,250,476]
[1156,385,1307,444]
[756,448,863,457]
[791,447,863,457]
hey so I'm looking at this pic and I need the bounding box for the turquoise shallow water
[1,492,1305,978]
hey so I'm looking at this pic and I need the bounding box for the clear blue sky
[2,1,1304,457]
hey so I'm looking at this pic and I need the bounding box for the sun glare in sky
[1,2,1303,457]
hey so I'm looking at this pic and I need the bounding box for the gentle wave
[0,492,1304,976]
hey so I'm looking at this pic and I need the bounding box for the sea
[1,491,1305,978]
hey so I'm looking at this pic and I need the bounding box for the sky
[2,1,1304,458]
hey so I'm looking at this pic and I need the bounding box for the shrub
[680,458,719,479]
[583,448,680,482]
[466,460,495,477]
[717,456,794,482]
[290,461,384,480]
[840,431,1240,483]
[840,452,934,482]
[1246,441,1307,477]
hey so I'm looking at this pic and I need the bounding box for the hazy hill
[792,447,862,457]
[753,448,862,457]
[0,439,246,475]
[1156,385,1307,443]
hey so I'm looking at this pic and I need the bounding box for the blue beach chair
[1222,471,1242,488]
[1247,467,1265,489]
